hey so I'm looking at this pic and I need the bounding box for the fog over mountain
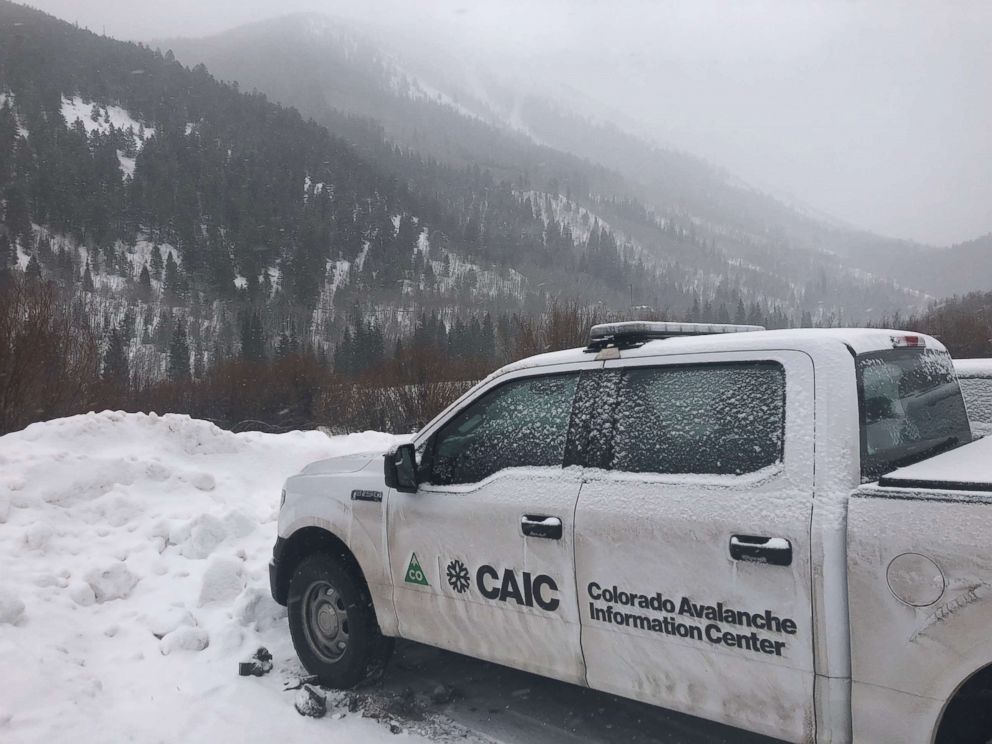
[26,0,992,247]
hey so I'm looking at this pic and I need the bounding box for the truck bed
[848,433,992,742]
[875,434,992,492]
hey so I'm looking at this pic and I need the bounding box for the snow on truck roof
[487,326,947,381]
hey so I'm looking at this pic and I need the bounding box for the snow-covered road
[0,412,777,743]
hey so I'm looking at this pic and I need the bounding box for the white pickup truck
[270,322,990,744]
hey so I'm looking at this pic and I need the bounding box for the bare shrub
[0,277,101,435]
[511,300,613,361]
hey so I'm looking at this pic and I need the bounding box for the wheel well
[274,527,368,605]
[934,662,992,744]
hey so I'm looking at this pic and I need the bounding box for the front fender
[276,465,397,635]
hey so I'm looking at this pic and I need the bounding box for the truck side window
[611,362,786,476]
[428,373,580,486]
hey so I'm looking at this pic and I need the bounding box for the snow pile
[0,412,408,743]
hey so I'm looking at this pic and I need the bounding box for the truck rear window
[857,347,972,481]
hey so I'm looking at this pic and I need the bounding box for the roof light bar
[891,334,926,348]
[587,321,765,351]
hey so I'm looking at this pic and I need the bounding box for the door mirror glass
[384,443,418,493]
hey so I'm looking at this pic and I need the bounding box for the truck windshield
[857,347,972,481]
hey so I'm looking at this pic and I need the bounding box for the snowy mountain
[166,13,992,301]
[2,2,987,403]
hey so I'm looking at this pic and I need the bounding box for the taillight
[891,334,925,348]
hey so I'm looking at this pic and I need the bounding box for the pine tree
[167,321,191,382]
[735,298,747,324]
[81,260,94,291]
[138,264,152,299]
[25,253,41,280]
[4,184,32,249]
[747,301,764,327]
[0,233,11,268]
[193,344,205,379]
[334,327,353,376]
[103,328,130,388]
[481,313,495,362]
[276,331,290,359]
[239,311,265,362]
[150,244,163,279]
[163,251,180,303]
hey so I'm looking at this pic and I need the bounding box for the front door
[574,351,817,742]
[387,365,594,684]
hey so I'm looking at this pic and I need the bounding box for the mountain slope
[162,15,947,315]
[0,2,655,381]
[2,2,983,399]
[165,13,991,301]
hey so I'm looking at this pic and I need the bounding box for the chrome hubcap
[303,580,349,663]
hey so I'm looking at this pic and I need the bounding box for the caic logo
[444,559,560,612]
[477,565,559,612]
[446,559,471,593]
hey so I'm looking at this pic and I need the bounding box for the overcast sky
[26,0,992,246]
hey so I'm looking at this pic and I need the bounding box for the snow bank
[0,412,407,743]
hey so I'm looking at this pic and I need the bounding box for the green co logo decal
[404,553,429,586]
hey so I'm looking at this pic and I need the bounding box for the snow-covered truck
[269,322,991,744]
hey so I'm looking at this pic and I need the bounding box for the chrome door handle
[521,515,563,540]
[729,535,792,566]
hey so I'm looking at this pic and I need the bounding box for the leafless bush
[0,285,628,436]
[0,277,101,435]
[317,372,474,434]
[512,300,613,360]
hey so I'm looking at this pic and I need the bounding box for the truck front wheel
[287,552,393,688]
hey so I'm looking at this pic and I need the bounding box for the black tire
[287,552,393,688]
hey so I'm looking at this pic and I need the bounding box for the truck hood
[878,435,992,491]
[298,452,380,476]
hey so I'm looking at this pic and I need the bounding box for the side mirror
[384,443,418,493]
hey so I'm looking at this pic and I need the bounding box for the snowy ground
[0,412,774,744]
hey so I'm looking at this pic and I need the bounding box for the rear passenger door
[574,351,816,743]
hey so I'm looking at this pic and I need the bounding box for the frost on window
[858,348,972,480]
[429,373,579,485]
[564,370,622,469]
[611,363,785,476]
